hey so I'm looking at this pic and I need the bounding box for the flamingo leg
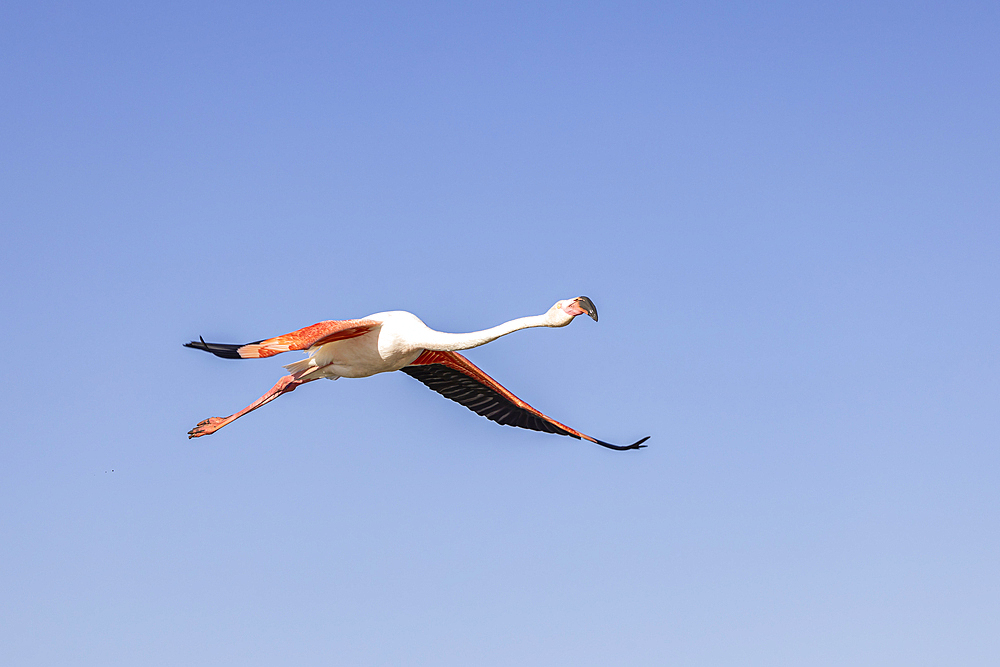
[188,372,317,438]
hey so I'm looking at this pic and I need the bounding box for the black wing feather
[183,336,263,359]
[400,363,575,438]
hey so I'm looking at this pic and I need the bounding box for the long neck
[418,314,551,352]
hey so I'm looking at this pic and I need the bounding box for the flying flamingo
[184,296,648,451]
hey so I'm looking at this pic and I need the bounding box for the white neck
[418,314,554,352]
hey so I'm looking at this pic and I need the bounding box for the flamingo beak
[575,296,598,322]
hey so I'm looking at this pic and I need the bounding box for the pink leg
[188,373,316,438]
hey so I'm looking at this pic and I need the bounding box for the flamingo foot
[188,417,226,439]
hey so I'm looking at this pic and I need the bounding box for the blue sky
[2,1,998,664]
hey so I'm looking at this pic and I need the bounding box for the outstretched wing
[185,319,379,359]
[400,350,648,451]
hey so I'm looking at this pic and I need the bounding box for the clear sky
[2,1,998,665]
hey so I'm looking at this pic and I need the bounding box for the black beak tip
[577,296,598,322]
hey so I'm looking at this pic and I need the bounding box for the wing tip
[183,337,246,359]
[591,435,650,451]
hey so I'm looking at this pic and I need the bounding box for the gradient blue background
[2,2,998,664]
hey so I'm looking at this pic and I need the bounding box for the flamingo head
[548,296,599,326]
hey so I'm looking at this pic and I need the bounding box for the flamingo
[184,296,648,451]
